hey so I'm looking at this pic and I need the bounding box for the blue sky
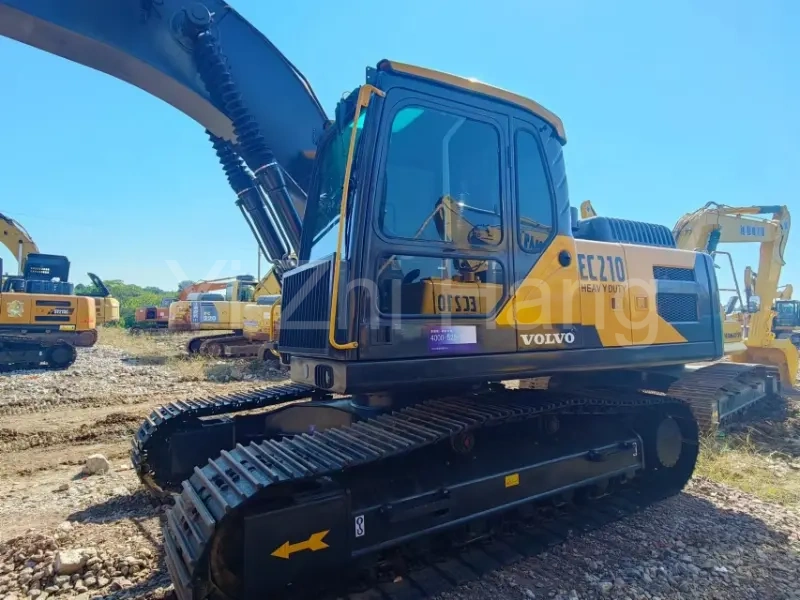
[0,0,797,297]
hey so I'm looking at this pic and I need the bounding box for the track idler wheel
[74,329,99,347]
[639,403,699,492]
[46,342,77,369]
[186,338,204,354]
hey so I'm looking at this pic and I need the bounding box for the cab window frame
[513,126,558,255]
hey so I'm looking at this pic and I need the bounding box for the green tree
[77,279,177,327]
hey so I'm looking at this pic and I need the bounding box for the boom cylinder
[209,132,289,275]
[185,7,303,253]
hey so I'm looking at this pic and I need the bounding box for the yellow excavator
[0,212,119,325]
[672,202,797,387]
[6,3,795,599]
[0,251,96,370]
[169,272,282,355]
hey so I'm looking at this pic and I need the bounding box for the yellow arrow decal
[271,530,330,560]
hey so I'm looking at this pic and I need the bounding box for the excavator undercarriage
[0,333,77,371]
[185,333,262,357]
[134,381,700,600]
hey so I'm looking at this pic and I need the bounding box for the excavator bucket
[730,339,799,392]
[0,0,328,195]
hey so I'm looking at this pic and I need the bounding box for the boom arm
[672,202,790,309]
[673,202,791,346]
[0,212,39,274]
[177,276,235,301]
[0,0,331,258]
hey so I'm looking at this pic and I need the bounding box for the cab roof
[377,60,566,144]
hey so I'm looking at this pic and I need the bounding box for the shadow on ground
[68,490,162,530]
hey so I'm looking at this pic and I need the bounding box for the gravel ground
[0,332,798,600]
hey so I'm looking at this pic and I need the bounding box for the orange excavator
[130,277,231,334]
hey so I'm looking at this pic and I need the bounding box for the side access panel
[621,244,721,353]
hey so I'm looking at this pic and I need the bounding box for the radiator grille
[657,293,698,322]
[653,266,695,281]
[279,259,332,351]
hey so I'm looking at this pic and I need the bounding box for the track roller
[46,341,77,370]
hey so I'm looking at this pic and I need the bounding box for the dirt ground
[0,330,799,600]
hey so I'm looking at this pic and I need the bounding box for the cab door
[361,86,517,360]
[506,117,582,353]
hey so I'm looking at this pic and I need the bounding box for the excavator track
[133,361,783,498]
[186,334,230,355]
[131,383,319,495]
[160,386,697,600]
[0,334,77,372]
[666,362,782,430]
[186,334,262,358]
[198,335,262,358]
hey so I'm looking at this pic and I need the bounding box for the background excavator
[168,272,281,355]
[79,272,121,326]
[131,297,176,333]
[0,252,95,370]
[671,201,797,387]
[2,3,791,600]
[130,277,237,333]
[0,211,119,325]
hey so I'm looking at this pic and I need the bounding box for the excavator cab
[227,275,257,302]
[1,276,24,292]
[773,299,800,347]
[774,300,800,325]
[278,62,724,394]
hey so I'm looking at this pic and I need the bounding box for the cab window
[378,106,502,247]
[515,129,554,253]
[306,111,367,261]
[238,284,255,302]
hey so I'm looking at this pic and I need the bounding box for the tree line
[74,279,188,327]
